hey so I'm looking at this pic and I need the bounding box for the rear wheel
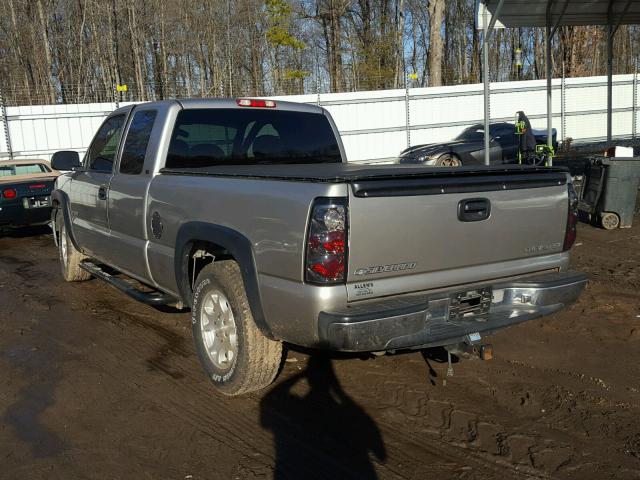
[58,215,91,282]
[191,261,282,396]
[601,212,620,230]
[435,153,462,167]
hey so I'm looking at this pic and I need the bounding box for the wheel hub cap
[61,228,68,263]
[200,289,238,371]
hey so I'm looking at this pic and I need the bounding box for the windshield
[0,163,51,177]
[165,108,342,168]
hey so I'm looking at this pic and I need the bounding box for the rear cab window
[120,110,158,175]
[165,108,342,168]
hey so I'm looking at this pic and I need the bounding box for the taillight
[305,198,348,284]
[236,98,276,108]
[2,188,17,199]
[563,182,579,251]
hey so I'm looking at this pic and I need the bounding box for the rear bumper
[318,271,587,352]
[0,203,52,228]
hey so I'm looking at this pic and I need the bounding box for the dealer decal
[354,282,375,297]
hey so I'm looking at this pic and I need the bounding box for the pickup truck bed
[51,98,585,395]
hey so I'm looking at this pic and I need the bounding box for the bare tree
[0,0,638,105]
[427,0,444,86]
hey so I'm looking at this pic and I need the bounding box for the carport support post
[546,24,553,165]
[634,59,638,139]
[561,61,566,143]
[607,22,613,144]
[480,0,504,166]
[0,85,13,160]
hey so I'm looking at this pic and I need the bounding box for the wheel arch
[174,222,274,339]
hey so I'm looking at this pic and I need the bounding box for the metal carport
[477,0,640,165]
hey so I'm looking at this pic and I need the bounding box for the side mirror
[51,150,81,171]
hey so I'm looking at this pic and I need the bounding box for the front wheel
[435,153,462,167]
[191,261,283,396]
[58,214,91,282]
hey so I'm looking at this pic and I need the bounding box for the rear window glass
[0,163,50,176]
[165,108,342,168]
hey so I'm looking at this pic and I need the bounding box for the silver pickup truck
[50,98,586,395]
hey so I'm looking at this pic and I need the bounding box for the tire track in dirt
[343,374,571,478]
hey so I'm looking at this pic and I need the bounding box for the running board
[80,261,177,306]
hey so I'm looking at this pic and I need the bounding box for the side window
[86,114,126,173]
[120,110,158,175]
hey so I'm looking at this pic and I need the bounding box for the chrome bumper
[318,271,587,352]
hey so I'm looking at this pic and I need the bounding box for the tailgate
[346,170,569,300]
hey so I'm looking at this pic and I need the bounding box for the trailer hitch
[445,339,493,361]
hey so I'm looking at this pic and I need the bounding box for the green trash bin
[578,156,640,229]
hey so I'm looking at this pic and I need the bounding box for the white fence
[1,74,638,164]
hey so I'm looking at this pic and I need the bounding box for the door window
[120,110,158,175]
[85,114,126,173]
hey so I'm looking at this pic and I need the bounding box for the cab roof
[113,98,324,115]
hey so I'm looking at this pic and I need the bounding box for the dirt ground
[1,220,639,480]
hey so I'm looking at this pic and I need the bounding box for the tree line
[1,0,639,106]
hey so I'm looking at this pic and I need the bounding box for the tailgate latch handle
[458,198,491,222]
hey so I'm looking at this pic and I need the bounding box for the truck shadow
[260,354,386,479]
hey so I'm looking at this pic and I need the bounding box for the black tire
[191,261,282,396]
[435,153,462,167]
[58,214,91,282]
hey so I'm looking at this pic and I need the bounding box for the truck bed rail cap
[159,164,569,184]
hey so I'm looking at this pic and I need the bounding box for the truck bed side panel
[146,174,347,294]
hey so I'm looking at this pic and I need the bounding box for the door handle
[98,185,108,201]
[458,198,491,222]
